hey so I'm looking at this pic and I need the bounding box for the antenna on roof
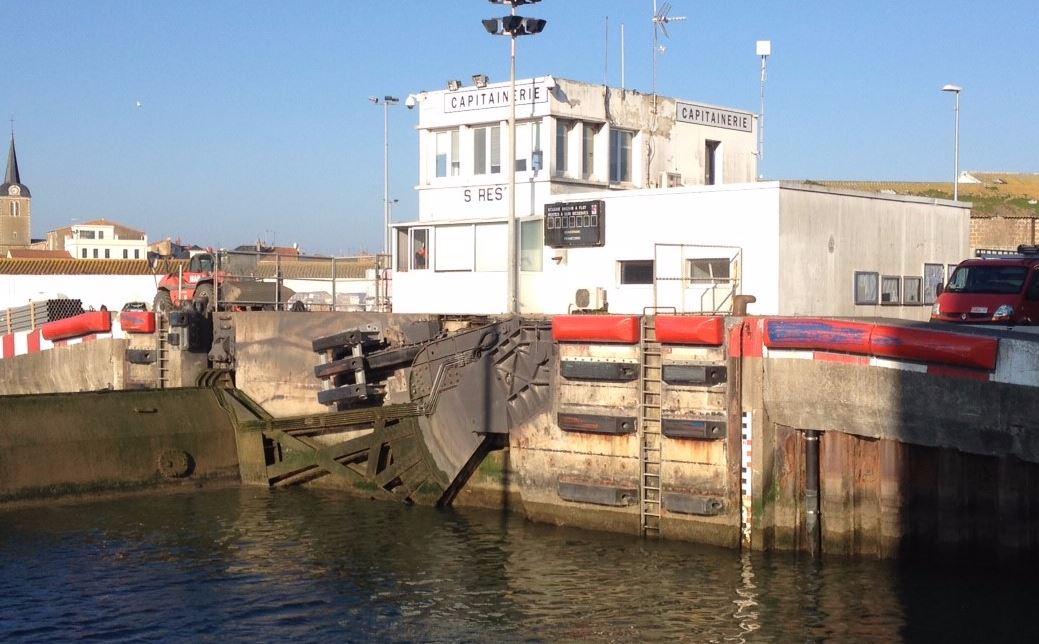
[652,1,685,98]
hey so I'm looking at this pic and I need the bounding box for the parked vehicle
[931,246,1039,324]
[153,252,293,315]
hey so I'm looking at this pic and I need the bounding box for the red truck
[931,246,1039,324]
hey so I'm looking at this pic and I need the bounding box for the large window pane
[520,219,543,272]
[555,120,569,174]
[582,123,596,178]
[475,223,507,271]
[490,126,501,174]
[435,225,475,272]
[411,228,429,271]
[474,128,487,175]
[609,129,632,183]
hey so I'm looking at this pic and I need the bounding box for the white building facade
[391,77,970,319]
[54,220,149,261]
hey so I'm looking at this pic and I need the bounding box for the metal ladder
[639,314,664,537]
[156,313,170,389]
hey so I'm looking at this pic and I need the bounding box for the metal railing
[213,250,391,312]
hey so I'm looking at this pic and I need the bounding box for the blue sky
[4,1,1037,255]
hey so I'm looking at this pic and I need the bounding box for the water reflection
[0,487,1035,641]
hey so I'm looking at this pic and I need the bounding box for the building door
[653,243,742,313]
[705,140,721,185]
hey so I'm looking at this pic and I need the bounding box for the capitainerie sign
[444,80,550,113]
[675,101,754,133]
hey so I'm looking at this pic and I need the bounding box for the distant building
[45,219,149,260]
[6,249,72,259]
[0,135,31,255]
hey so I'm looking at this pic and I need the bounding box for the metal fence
[1,299,85,334]
[213,251,391,312]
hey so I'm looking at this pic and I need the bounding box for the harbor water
[0,486,1033,642]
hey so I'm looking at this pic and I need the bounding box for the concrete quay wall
[4,310,1039,559]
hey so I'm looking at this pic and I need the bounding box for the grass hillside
[808,173,1039,218]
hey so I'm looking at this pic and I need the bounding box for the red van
[931,246,1039,324]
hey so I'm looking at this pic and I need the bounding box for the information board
[544,200,606,248]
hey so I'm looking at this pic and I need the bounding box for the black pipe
[805,430,822,558]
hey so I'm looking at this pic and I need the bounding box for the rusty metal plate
[662,418,727,440]
[557,412,637,435]
[561,360,638,382]
[663,363,727,386]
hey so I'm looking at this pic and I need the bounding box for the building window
[396,228,410,272]
[10,202,17,217]
[881,276,901,305]
[435,129,459,178]
[81,248,87,259]
[620,260,654,285]
[688,258,731,283]
[123,249,128,259]
[903,276,922,305]
[854,271,879,305]
[555,120,571,174]
[98,231,105,240]
[135,249,140,259]
[105,249,110,259]
[515,123,529,172]
[582,123,598,179]
[92,248,98,259]
[520,219,543,272]
[474,125,501,175]
[434,225,475,272]
[411,228,430,270]
[609,129,633,183]
[475,223,506,272]
[705,140,721,185]
[923,263,945,305]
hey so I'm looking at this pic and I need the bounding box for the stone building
[0,136,31,255]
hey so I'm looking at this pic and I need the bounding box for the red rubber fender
[41,311,113,341]
[552,315,641,344]
[119,311,156,334]
[656,315,725,346]
[764,318,873,354]
[869,325,998,371]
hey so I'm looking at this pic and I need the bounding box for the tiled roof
[7,249,73,259]
[0,256,374,278]
[0,258,168,275]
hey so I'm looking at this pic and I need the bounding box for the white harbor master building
[391,77,969,319]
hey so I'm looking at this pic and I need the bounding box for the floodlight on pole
[941,84,962,201]
[756,40,771,180]
[483,0,547,315]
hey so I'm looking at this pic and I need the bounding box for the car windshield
[945,265,1028,294]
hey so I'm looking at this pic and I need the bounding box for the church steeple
[1,134,30,197]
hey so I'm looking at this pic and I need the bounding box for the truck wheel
[194,283,215,315]
[153,290,173,315]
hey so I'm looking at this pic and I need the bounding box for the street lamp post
[941,84,962,201]
[483,1,547,315]
[756,40,771,180]
[369,95,399,255]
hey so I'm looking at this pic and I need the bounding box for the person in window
[414,241,428,270]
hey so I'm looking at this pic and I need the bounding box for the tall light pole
[756,40,771,180]
[483,1,547,315]
[941,84,962,201]
[369,95,399,255]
